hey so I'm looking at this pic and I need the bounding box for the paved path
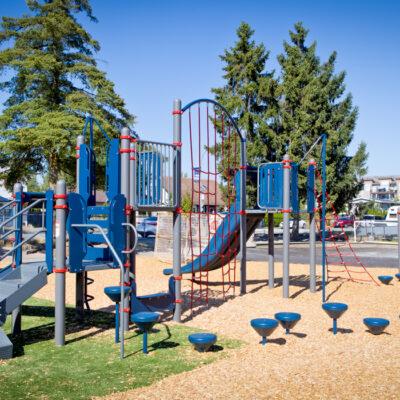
[248,243,398,268]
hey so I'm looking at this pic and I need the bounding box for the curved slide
[163,207,264,276]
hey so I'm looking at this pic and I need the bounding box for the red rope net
[183,102,241,309]
[314,168,379,286]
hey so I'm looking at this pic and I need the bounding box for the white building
[354,175,400,210]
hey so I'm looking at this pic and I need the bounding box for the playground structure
[0,98,388,360]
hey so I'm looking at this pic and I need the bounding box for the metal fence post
[120,127,131,331]
[55,180,67,346]
[268,212,274,289]
[308,159,316,293]
[282,154,291,298]
[75,135,85,320]
[240,134,247,295]
[172,99,182,322]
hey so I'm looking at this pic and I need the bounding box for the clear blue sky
[1,0,399,176]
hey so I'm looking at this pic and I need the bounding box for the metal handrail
[122,223,138,254]
[71,223,126,359]
[0,198,46,230]
[0,229,46,261]
[0,201,15,213]
[0,229,18,241]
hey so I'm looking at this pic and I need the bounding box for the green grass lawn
[0,298,241,400]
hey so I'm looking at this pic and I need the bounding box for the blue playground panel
[306,162,315,213]
[322,302,348,335]
[188,333,217,352]
[137,151,162,206]
[274,312,302,334]
[250,318,278,345]
[377,275,393,285]
[363,318,390,335]
[258,162,299,212]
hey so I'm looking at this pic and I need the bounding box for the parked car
[333,215,355,228]
[279,219,306,229]
[136,216,158,237]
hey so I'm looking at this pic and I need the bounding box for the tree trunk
[48,153,59,187]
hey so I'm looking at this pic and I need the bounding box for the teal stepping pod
[250,318,278,346]
[104,286,131,343]
[378,275,393,285]
[131,312,160,354]
[363,318,390,335]
[322,302,348,335]
[188,333,217,352]
[274,312,302,334]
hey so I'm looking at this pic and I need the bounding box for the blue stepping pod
[378,275,393,285]
[395,273,400,281]
[132,312,160,354]
[104,286,131,303]
[274,312,302,334]
[250,318,278,346]
[104,286,132,343]
[322,302,348,335]
[188,333,217,352]
[363,318,390,335]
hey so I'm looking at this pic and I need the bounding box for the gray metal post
[55,180,67,346]
[120,127,131,331]
[239,134,247,294]
[398,210,400,273]
[172,99,182,322]
[11,182,23,336]
[282,154,291,298]
[268,212,274,289]
[129,137,137,296]
[309,159,316,292]
[75,135,85,320]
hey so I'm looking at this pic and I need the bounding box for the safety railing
[134,139,177,210]
[0,192,54,272]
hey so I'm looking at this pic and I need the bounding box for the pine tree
[277,22,368,212]
[212,22,281,162]
[212,22,279,205]
[0,0,133,189]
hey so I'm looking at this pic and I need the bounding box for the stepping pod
[104,286,131,343]
[131,312,160,354]
[394,273,400,281]
[322,302,348,335]
[378,275,393,285]
[250,318,278,346]
[188,333,217,352]
[363,318,390,335]
[274,312,302,334]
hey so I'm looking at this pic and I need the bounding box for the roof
[363,175,400,182]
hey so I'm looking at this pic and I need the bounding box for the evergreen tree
[277,22,368,212]
[212,22,279,205]
[212,22,280,164]
[0,0,133,189]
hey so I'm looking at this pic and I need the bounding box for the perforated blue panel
[137,152,161,206]
[258,163,284,209]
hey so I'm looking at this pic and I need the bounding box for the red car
[333,215,355,228]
